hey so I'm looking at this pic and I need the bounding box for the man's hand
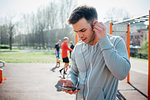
[59,79,79,95]
[93,21,107,40]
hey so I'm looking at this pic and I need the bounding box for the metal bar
[75,33,78,45]
[128,83,147,98]
[117,90,126,100]
[113,31,127,32]
[127,24,130,83]
[113,15,149,25]
[110,22,113,35]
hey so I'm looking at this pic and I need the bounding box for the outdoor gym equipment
[0,60,5,83]
[110,11,150,100]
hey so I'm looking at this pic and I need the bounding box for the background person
[69,41,74,58]
[55,40,61,67]
[59,37,72,78]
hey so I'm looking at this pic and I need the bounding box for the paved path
[0,63,75,100]
[0,58,148,100]
[130,58,148,75]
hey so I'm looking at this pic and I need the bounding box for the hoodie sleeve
[98,36,131,80]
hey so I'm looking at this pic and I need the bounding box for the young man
[59,37,72,77]
[60,5,131,100]
[55,40,61,67]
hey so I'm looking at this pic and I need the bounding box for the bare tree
[0,25,9,45]
[105,8,131,22]
[45,1,59,30]
[12,0,77,49]
[8,22,15,50]
[0,16,16,50]
[59,0,77,28]
[29,13,38,48]
[36,8,47,48]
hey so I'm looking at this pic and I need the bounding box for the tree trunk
[9,32,12,50]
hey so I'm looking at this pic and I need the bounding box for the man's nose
[77,32,84,38]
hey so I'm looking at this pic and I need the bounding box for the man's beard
[88,32,95,44]
[88,22,95,44]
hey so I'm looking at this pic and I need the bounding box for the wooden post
[127,24,130,83]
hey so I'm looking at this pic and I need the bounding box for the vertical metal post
[0,68,2,83]
[127,24,130,83]
[148,10,150,100]
[110,22,113,35]
[75,33,78,45]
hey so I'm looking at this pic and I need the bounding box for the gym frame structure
[110,10,149,100]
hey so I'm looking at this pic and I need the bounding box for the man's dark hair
[68,5,98,24]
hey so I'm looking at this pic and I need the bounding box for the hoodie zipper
[85,47,93,100]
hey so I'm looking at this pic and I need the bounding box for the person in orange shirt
[59,37,72,78]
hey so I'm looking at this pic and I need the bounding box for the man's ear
[91,20,97,29]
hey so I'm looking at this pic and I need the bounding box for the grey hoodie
[70,35,131,100]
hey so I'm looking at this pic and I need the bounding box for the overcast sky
[78,0,150,21]
[0,0,150,22]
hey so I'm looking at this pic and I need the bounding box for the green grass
[130,57,148,61]
[0,52,57,63]
[0,48,22,52]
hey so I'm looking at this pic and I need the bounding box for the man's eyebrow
[74,28,86,32]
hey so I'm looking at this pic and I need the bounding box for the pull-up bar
[110,10,150,100]
[113,14,149,25]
